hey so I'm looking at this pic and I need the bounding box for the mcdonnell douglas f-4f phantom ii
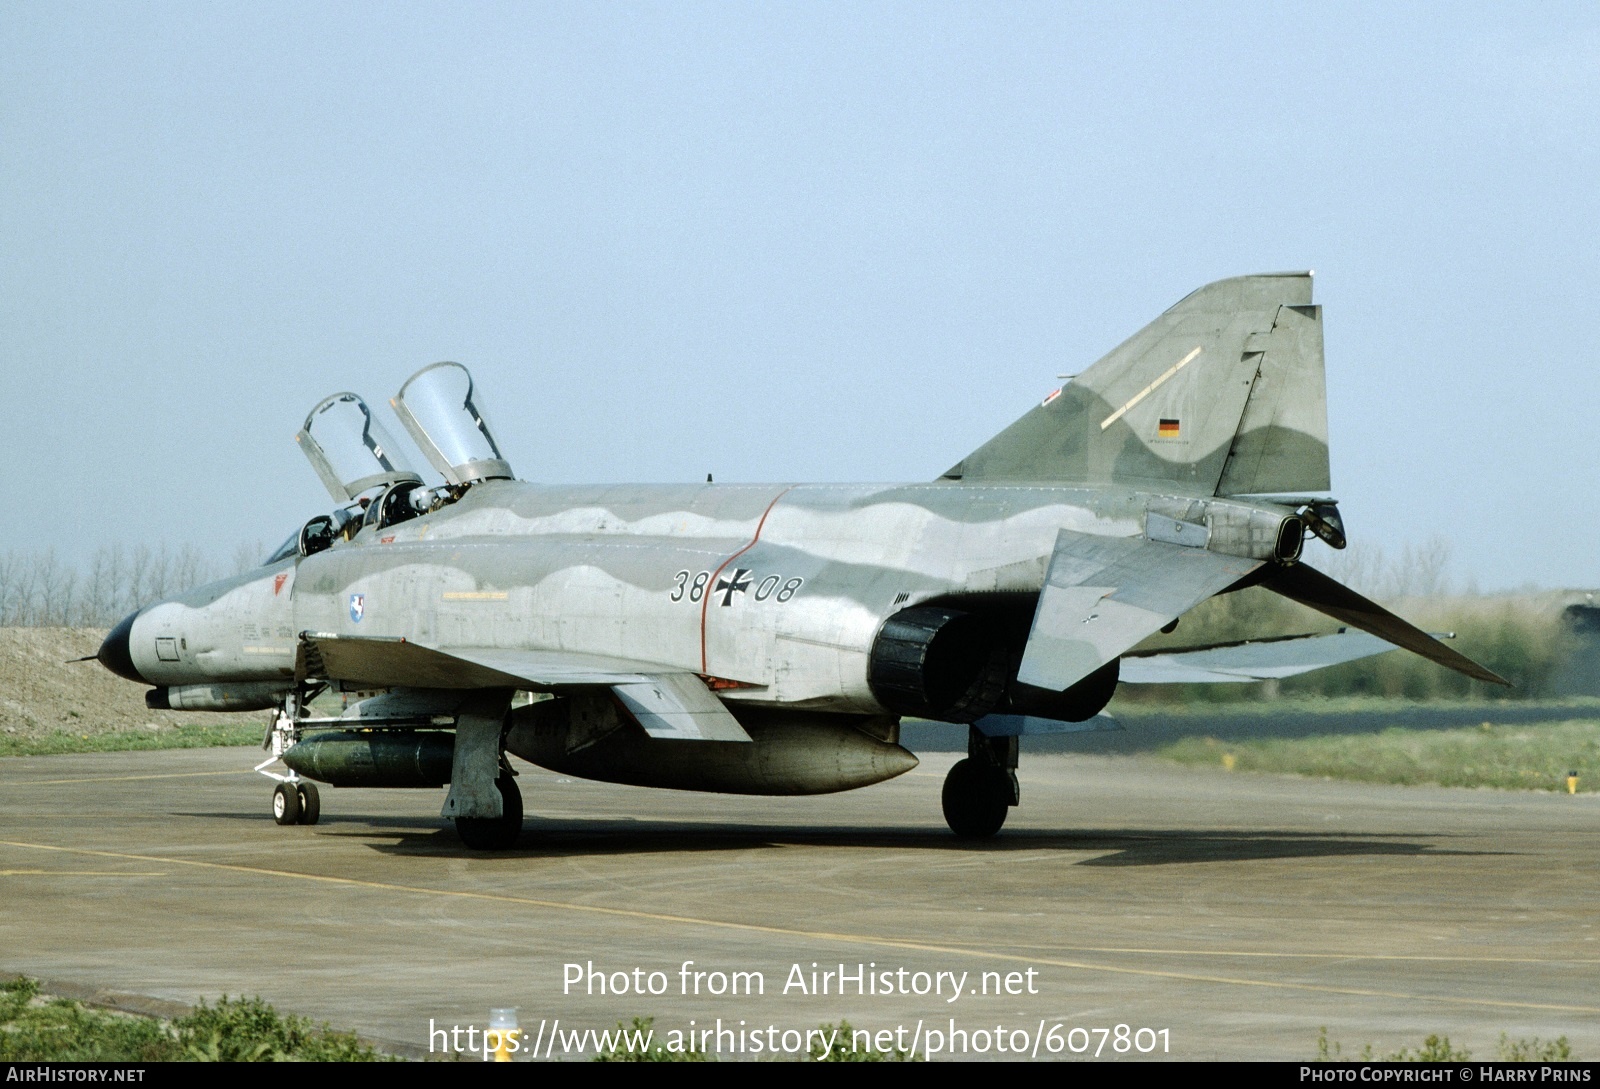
[97,273,1503,848]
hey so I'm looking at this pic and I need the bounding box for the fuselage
[107,479,1291,714]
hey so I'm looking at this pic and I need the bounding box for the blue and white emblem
[349,593,365,623]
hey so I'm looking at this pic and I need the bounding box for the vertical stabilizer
[945,273,1330,498]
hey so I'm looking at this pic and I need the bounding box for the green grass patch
[590,1016,921,1062]
[1112,695,1600,721]
[0,977,391,1061]
[1316,1027,1573,1061]
[0,722,263,758]
[593,1016,710,1062]
[1121,586,1580,702]
[1160,719,1600,792]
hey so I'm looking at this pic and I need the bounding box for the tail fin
[943,272,1331,497]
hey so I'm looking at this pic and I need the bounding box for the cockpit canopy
[280,364,513,563]
[295,392,422,503]
[390,361,513,486]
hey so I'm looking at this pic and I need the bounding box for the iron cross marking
[715,568,753,606]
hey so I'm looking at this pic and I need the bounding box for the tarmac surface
[1,745,1597,1061]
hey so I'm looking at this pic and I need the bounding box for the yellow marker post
[489,1008,520,1062]
[1222,753,1237,771]
[1567,771,1579,795]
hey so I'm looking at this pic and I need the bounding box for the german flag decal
[1158,418,1181,438]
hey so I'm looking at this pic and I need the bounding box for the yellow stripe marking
[0,838,1592,1015]
[1,870,169,877]
[0,771,249,787]
[987,942,1600,966]
[1100,346,1203,430]
[441,591,508,601]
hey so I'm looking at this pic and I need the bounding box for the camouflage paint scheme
[97,274,1502,840]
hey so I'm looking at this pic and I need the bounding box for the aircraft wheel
[272,782,300,826]
[296,782,321,825]
[455,775,523,851]
[941,758,1010,838]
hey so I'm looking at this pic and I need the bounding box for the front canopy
[295,392,422,502]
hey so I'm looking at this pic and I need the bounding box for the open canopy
[295,392,422,502]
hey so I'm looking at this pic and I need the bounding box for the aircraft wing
[297,633,752,742]
[1015,528,1262,692]
[1118,629,1401,684]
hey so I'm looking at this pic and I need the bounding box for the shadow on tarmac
[904,702,1600,756]
[337,822,1501,867]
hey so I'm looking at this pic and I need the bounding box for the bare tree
[0,542,244,627]
[232,540,265,576]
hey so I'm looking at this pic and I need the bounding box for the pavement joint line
[0,771,251,786]
[3,837,1596,1016]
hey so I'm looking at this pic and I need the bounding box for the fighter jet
[96,272,1503,848]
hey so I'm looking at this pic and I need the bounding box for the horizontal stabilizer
[1261,564,1508,686]
[1016,528,1262,692]
[1120,629,1400,684]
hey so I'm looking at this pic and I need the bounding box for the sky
[3,3,1596,591]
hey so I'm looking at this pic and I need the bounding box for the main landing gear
[941,728,1018,838]
[453,773,523,851]
[443,692,524,852]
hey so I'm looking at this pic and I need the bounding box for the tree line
[0,542,262,628]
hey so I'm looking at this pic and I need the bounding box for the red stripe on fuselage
[699,487,793,674]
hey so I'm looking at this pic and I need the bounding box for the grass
[1160,719,1600,792]
[1112,694,1600,721]
[593,1017,710,1062]
[1315,1027,1573,1062]
[1121,585,1581,702]
[0,721,263,758]
[0,977,391,1061]
[591,1016,921,1062]
[808,1020,919,1062]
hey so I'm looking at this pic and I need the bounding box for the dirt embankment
[0,628,248,740]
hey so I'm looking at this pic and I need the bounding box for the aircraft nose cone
[98,610,146,683]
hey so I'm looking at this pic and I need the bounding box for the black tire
[296,782,321,825]
[941,758,1010,838]
[272,782,300,825]
[455,775,523,851]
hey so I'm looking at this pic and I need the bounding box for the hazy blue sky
[3,3,1596,590]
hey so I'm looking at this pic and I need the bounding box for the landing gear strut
[445,693,523,851]
[941,729,1018,838]
[257,683,324,825]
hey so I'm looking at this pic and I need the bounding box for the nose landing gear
[258,688,325,826]
[270,776,321,825]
